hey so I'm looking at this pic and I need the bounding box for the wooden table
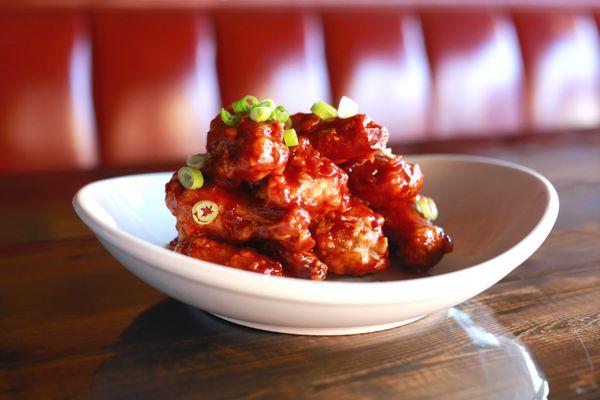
[1,132,599,399]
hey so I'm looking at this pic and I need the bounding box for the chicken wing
[169,237,284,276]
[378,199,453,271]
[256,136,350,218]
[165,96,453,279]
[166,174,315,252]
[203,114,289,184]
[344,153,423,208]
[261,243,328,280]
[291,113,389,164]
[312,199,389,276]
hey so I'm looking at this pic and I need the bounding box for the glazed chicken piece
[261,243,328,280]
[256,136,350,218]
[312,199,389,276]
[291,113,389,164]
[377,200,453,271]
[166,94,454,279]
[344,153,423,208]
[203,114,289,184]
[169,237,284,276]
[166,174,315,252]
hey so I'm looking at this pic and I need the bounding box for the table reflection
[446,307,548,399]
[90,299,548,399]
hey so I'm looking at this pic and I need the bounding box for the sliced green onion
[311,100,337,120]
[250,106,272,122]
[283,128,299,147]
[415,196,438,221]
[192,200,219,225]
[270,105,290,123]
[231,101,245,114]
[257,98,276,110]
[178,166,204,190]
[232,95,258,113]
[220,108,240,126]
[337,96,359,118]
[382,148,395,159]
[186,153,210,169]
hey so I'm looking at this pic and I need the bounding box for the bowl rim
[73,154,559,305]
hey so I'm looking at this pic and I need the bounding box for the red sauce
[291,113,389,164]
[204,115,289,185]
[344,153,423,208]
[166,106,452,279]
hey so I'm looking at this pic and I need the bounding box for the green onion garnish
[220,108,240,126]
[283,128,299,147]
[382,148,395,159]
[186,153,210,169]
[271,105,290,123]
[192,200,219,225]
[257,98,276,110]
[232,95,258,113]
[178,166,204,190]
[311,100,337,120]
[250,106,272,122]
[415,196,438,221]
[337,96,359,118]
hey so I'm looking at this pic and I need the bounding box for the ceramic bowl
[73,155,559,335]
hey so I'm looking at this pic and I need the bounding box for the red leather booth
[1,4,599,172]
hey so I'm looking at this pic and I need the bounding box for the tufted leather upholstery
[514,11,600,131]
[92,10,219,165]
[323,10,430,142]
[0,5,599,172]
[0,11,97,172]
[214,9,330,114]
[421,10,525,138]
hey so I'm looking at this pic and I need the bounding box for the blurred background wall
[0,1,599,173]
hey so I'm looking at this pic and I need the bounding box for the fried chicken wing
[203,115,289,184]
[291,113,389,164]
[165,95,454,279]
[261,243,328,280]
[313,199,389,276]
[256,136,350,217]
[166,174,315,252]
[378,200,453,271]
[169,237,284,276]
[344,153,423,208]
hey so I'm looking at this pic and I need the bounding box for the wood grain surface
[1,132,599,399]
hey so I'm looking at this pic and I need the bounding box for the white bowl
[73,155,558,335]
